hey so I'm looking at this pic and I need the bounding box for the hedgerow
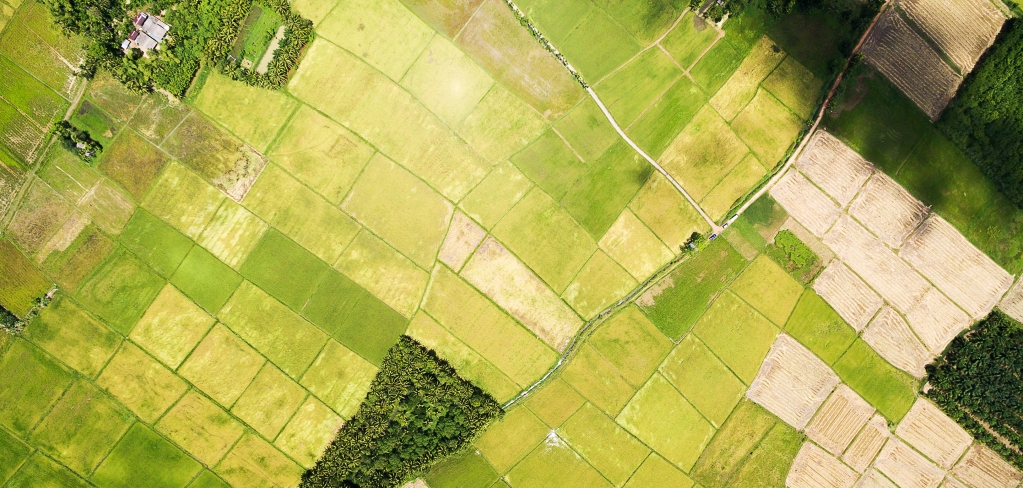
[924,310,1023,470]
[938,19,1023,210]
[301,336,503,488]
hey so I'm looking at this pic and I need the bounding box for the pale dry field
[844,414,891,473]
[860,469,899,488]
[952,444,1023,488]
[848,172,929,248]
[862,307,932,378]
[795,130,873,207]
[437,211,486,272]
[746,335,841,430]
[875,439,946,488]
[1000,278,1023,324]
[805,385,876,456]
[461,237,584,351]
[900,215,1015,319]
[898,0,1006,72]
[787,442,859,488]
[769,169,842,237]
[813,261,884,332]
[895,399,973,469]
[35,211,89,263]
[824,215,930,314]
[861,9,962,120]
[905,287,972,355]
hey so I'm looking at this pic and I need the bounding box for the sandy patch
[896,399,973,470]
[900,215,1014,319]
[806,385,876,456]
[786,442,858,488]
[461,237,583,351]
[813,260,884,331]
[862,307,932,378]
[848,172,929,248]
[438,211,486,272]
[746,335,841,430]
[794,130,874,207]
[769,169,841,237]
[824,215,930,314]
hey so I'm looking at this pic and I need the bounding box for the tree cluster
[52,121,102,163]
[938,19,1023,210]
[925,310,1023,470]
[301,336,503,488]
[220,0,312,90]
[0,305,18,335]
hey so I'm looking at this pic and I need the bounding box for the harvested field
[769,169,841,237]
[746,335,841,430]
[1001,278,1023,324]
[900,215,1014,319]
[874,439,946,488]
[860,9,962,120]
[785,442,858,488]
[843,414,890,472]
[438,211,486,272]
[905,287,971,354]
[333,231,428,318]
[860,469,899,488]
[598,209,673,281]
[805,385,876,456]
[898,0,1006,73]
[895,399,972,470]
[6,178,74,254]
[795,131,873,207]
[862,307,932,378]
[460,237,583,351]
[812,261,884,332]
[709,36,786,121]
[952,444,1023,488]
[823,215,931,314]
[848,172,929,248]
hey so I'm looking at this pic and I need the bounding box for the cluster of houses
[120,12,170,52]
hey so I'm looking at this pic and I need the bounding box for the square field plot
[155,391,244,467]
[804,385,875,456]
[457,83,547,164]
[0,341,73,436]
[40,223,115,293]
[316,0,434,81]
[731,89,803,166]
[595,48,683,128]
[729,254,803,326]
[142,161,226,240]
[552,98,618,163]
[75,247,165,334]
[178,324,266,407]
[25,296,121,378]
[616,374,715,472]
[299,340,377,419]
[98,129,170,202]
[659,335,746,427]
[4,452,91,488]
[130,284,216,369]
[160,114,269,202]
[692,291,780,384]
[0,239,51,316]
[660,105,750,202]
[475,404,549,474]
[96,343,187,423]
[588,306,673,388]
[560,344,635,417]
[193,72,297,152]
[170,246,242,314]
[522,377,586,429]
[118,209,193,278]
[400,35,494,127]
[239,229,331,312]
[689,399,776,487]
[558,403,650,486]
[195,200,268,270]
[216,432,304,488]
[558,7,642,82]
[504,434,613,488]
[91,424,201,488]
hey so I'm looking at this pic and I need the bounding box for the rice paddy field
[1,0,1022,486]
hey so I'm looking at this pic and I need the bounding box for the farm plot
[0,56,67,129]
[861,307,932,378]
[861,10,962,120]
[333,230,428,318]
[0,98,43,165]
[843,414,890,472]
[848,172,929,248]
[628,171,709,251]
[0,239,49,317]
[897,0,1006,72]
[805,385,875,456]
[795,130,873,207]
[659,106,750,202]
[904,288,971,355]
[769,169,841,237]
[400,35,494,127]
[746,334,840,430]
[6,177,75,254]
[458,84,547,164]
[895,399,972,469]
[823,215,931,313]
[161,114,268,202]
[556,7,643,83]
[786,442,858,488]
[813,261,884,332]
[709,36,786,121]
[1001,279,1023,323]
[952,444,1023,488]
[900,214,1014,319]
[873,439,945,488]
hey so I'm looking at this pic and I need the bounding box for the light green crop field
[0,0,988,486]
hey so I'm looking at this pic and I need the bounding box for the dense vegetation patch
[938,19,1023,210]
[302,336,503,488]
[925,310,1023,469]
[766,229,821,284]
[695,0,882,29]
[51,121,102,163]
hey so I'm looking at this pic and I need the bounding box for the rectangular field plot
[594,48,682,128]
[98,129,170,201]
[861,10,962,120]
[904,287,971,355]
[0,98,43,166]
[510,129,587,201]
[563,250,637,320]
[143,161,225,240]
[239,230,331,312]
[895,399,972,470]
[559,403,650,486]
[692,291,780,384]
[1002,278,1023,324]
[804,385,875,456]
[0,20,80,97]
[660,105,750,202]
[843,413,890,472]
[953,444,1023,488]
[155,390,244,467]
[833,339,917,422]
[598,209,673,281]
[659,335,746,427]
[195,200,267,270]
[128,91,191,145]
[475,405,549,474]
[75,247,164,333]
[784,290,858,365]
[298,340,377,418]
[746,334,840,430]
[216,432,303,488]
[41,223,113,293]
[728,422,804,486]
[900,214,1014,319]
[334,230,428,318]
[629,171,710,250]
[848,172,929,248]
[6,177,75,254]
[0,239,49,317]
[874,439,945,488]
[316,0,433,81]
[561,344,635,417]
[625,77,707,160]
[813,261,883,332]
[898,0,1006,72]
[522,378,586,429]
[795,130,873,206]
[160,114,268,202]
[504,433,612,488]
[662,12,720,69]
[689,399,776,487]
[0,56,67,128]
[729,254,804,326]
[862,307,932,378]
[762,56,823,121]
[193,71,297,152]
[25,296,120,379]
[588,306,673,388]
[129,285,215,369]
[770,169,841,237]
[709,36,786,121]
[700,153,767,222]
[786,442,858,488]
[0,341,73,436]
[95,343,187,423]
[170,246,242,314]
[458,83,547,164]
[561,141,653,240]
[400,35,494,128]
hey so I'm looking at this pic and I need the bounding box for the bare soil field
[952,444,1023,488]
[848,172,929,248]
[805,385,876,456]
[861,9,962,120]
[905,288,971,355]
[795,130,874,207]
[746,335,841,430]
[861,306,932,378]
[823,215,931,314]
[897,0,1006,72]
[900,215,1014,319]
[874,439,946,488]
[769,169,841,237]
[786,442,858,488]
[895,399,973,469]
[843,414,890,472]
[1000,278,1023,324]
[813,261,884,332]
[461,237,584,352]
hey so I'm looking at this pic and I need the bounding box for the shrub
[302,336,503,488]
[52,121,102,163]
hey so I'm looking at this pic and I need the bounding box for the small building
[133,12,148,27]
[122,12,170,53]
[134,32,158,51]
[141,16,170,42]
